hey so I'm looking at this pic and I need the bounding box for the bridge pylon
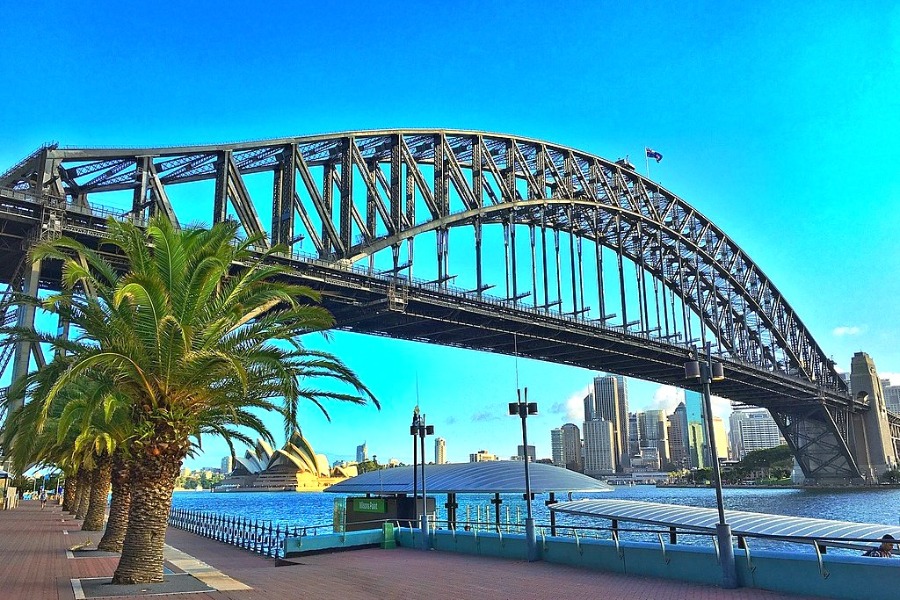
[849,352,898,483]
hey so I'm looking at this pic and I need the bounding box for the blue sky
[2,2,899,467]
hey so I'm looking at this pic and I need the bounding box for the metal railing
[167,507,332,559]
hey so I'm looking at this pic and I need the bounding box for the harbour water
[172,484,900,548]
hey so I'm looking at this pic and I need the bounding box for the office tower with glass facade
[685,390,707,468]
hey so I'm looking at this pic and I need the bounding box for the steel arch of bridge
[0,130,868,481]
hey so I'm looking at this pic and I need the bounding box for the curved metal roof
[551,499,900,543]
[325,461,612,495]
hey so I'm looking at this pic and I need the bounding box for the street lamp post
[684,342,737,589]
[509,387,539,562]
[410,407,434,547]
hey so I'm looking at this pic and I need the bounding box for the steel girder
[4,130,847,402]
[0,175,870,479]
[770,405,862,483]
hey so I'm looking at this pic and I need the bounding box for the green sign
[352,498,386,513]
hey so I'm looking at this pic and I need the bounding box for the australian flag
[645,147,663,163]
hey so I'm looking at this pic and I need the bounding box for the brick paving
[0,500,831,600]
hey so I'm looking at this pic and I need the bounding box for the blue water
[171,485,900,537]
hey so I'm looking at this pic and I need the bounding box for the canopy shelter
[551,499,900,551]
[326,461,611,530]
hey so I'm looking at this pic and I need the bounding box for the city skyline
[2,3,898,468]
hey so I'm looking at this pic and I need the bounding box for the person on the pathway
[863,534,896,557]
[39,489,47,509]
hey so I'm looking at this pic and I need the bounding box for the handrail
[657,533,670,564]
[812,540,830,579]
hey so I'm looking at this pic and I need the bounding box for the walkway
[0,500,831,600]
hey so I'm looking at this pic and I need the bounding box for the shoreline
[658,483,900,490]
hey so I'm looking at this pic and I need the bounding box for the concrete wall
[395,528,900,600]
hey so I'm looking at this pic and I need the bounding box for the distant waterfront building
[356,443,367,463]
[221,455,233,475]
[214,431,353,492]
[668,402,689,468]
[435,437,447,464]
[582,420,615,476]
[469,450,499,462]
[729,409,784,460]
[884,384,900,414]
[516,445,536,462]
[585,375,630,472]
[632,446,660,471]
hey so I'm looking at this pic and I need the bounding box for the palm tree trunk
[62,475,76,513]
[82,459,111,531]
[75,470,92,520]
[98,455,132,552]
[112,453,180,584]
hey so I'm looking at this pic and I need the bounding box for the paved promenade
[0,500,831,600]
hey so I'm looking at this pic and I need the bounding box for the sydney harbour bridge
[0,129,897,484]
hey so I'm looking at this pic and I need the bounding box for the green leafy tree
[2,217,377,583]
[879,468,900,484]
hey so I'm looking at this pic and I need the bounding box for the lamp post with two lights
[509,387,539,562]
[684,342,737,589]
[410,407,434,545]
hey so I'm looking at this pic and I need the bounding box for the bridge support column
[849,352,897,482]
[9,258,41,416]
[771,404,861,485]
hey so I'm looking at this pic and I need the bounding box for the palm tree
[3,216,376,583]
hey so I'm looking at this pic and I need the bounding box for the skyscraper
[628,412,641,457]
[551,428,566,466]
[585,375,630,472]
[560,423,582,471]
[221,455,233,475]
[356,442,367,463]
[668,402,689,468]
[435,437,446,464]
[582,420,615,476]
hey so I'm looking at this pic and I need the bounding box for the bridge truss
[0,130,883,482]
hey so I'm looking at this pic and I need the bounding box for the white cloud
[649,385,684,413]
[647,384,732,423]
[879,372,900,386]
[710,395,732,421]
[550,385,591,422]
[832,325,863,337]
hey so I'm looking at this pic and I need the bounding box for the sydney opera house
[214,430,357,492]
